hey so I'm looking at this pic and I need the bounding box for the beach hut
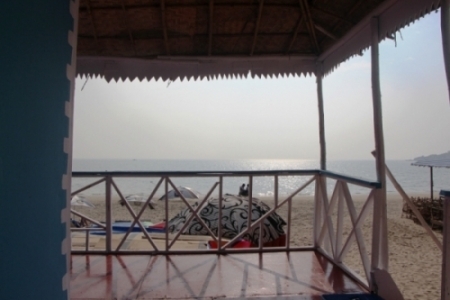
[412,151,450,199]
[3,0,450,299]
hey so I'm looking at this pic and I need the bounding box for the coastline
[71,192,442,300]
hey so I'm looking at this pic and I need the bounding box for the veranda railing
[70,169,380,289]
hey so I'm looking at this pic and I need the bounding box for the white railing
[70,169,381,289]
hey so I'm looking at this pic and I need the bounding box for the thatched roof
[76,0,440,81]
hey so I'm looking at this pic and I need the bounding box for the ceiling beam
[250,0,264,56]
[78,31,310,40]
[208,0,214,56]
[314,24,338,40]
[310,5,354,26]
[86,0,100,54]
[120,0,137,55]
[331,0,363,33]
[299,0,320,53]
[285,14,305,54]
[160,0,170,55]
[79,3,301,12]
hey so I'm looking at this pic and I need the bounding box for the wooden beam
[208,0,214,56]
[299,0,320,53]
[441,0,450,103]
[286,14,305,54]
[330,0,363,33]
[250,0,264,56]
[160,0,170,56]
[310,5,354,26]
[78,32,310,41]
[314,24,338,40]
[120,0,137,55]
[86,0,100,54]
[316,67,326,170]
[79,3,301,12]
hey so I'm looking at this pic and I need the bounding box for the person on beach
[239,184,249,197]
[239,184,246,196]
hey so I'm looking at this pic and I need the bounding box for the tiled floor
[70,251,366,300]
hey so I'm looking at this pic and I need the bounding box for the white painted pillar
[314,65,327,252]
[316,65,326,170]
[370,17,389,274]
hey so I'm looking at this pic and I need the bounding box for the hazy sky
[73,11,450,161]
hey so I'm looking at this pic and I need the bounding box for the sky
[73,10,450,161]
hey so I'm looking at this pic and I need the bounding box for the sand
[71,192,443,300]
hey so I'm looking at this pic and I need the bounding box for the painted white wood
[341,182,371,282]
[371,17,389,272]
[71,177,106,196]
[385,162,443,251]
[317,182,340,250]
[335,183,344,259]
[167,178,218,240]
[111,180,160,251]
[441,191,450,300]
[167,182,219,249]
[115,178,164,251]
[248,176,253,230]
[316,69,326,170]
[314,175,322,246]
[319,178,336,258]
[373,269,405,300]
[222,176,315,248]
[105,175,112,253]
[287,198,292,250]
[442,193,450,300]
[218,176,223,249]
[165,178,169,251]
[317,247,369,290]
[274,175,279,207]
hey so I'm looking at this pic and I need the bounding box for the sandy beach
[72,192,443,300]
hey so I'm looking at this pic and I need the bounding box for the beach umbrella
[120,194,155,209]
[158,186,200,201]
[71,195,95,208]
[166,195,286,246]
[412,151,450,199]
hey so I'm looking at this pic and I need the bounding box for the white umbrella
[71,195,95,208]
[412,151,450,199]
[159,186,200,201]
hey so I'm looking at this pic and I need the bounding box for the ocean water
[72,159,450,198]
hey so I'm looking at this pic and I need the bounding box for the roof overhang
[76,0,440,82]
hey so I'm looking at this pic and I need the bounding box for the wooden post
[431,167,434,199]
[440,190,450,300]
[105,175,112,253]
[316,65,326,170]
[441,0,450,102]
[370,17,389,274]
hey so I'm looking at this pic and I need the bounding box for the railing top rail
[72,169,320,177]
[319,170,381,189]
[72,169,380,189]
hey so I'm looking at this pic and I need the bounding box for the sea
[72,159,450,198]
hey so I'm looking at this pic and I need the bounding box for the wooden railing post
[440,190,450,300]
[105,175,112,253]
